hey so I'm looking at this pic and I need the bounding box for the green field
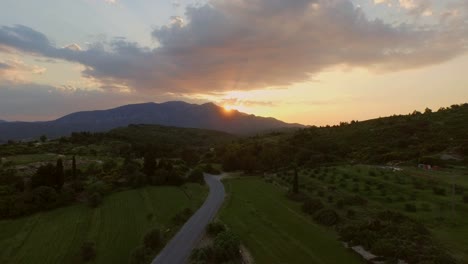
[219,177,362,264]
[0,184,207,264]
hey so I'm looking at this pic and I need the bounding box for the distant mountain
[0,101,303,141]
[0,120,6,123]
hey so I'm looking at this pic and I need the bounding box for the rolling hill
[0,101,302,142]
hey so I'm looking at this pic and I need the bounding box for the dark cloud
[0,62,11,70]
[0,0,467,94]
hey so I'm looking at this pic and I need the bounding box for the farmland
[219,177,362,264]
[273,165,468,262]
[0,184,207,264]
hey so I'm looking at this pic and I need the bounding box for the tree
[143,152,156,178]
[31,163,55,188]
[39,135,47,143]
[293,166,299,194]
[55,159,64,190]
[213,230,241,262]
[188,168,204,183]
[72,155,77,180]
[424,107,433,114]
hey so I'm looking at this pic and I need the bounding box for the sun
[223,105,234,112]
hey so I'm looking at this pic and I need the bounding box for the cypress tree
[56,158,65,190]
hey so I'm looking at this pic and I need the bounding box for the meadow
[219,177,362,264]
[0,184,207,264]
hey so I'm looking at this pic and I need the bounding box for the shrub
[188,168,204,183]
[213,230,241,262]
[143,228,162,250]
[346,209,355,218]
[32,186,58,209]
[172,208,194,225]
[81,242,96,262]
[207,221,226,236]
[371,239,397,257]
[314,209,340,226]
[432,187,447,196]
[302,198,324,215]
[405,203,417,212]
[203,164,221,175]
[421,203,431,212]
[190,246,212,262]
[463,195,468,204]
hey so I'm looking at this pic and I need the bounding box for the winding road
[151,174,225,264]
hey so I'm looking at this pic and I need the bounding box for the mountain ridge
[0,101,303,142]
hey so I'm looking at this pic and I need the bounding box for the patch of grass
[219,177,361,264]
[0,184,207,264]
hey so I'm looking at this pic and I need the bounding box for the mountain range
[0,101,302,142]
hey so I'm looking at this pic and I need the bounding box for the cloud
[0,0,467,95]
[0,58,46,83]
[0,81,180,121]
[219,98,276,107]
[398,0,433,16]
[64,43,82,51]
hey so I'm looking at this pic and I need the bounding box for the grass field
[0,184,207,264]
[219,177,362,264]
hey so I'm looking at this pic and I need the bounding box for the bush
[433,187,447,196]
[86,181,111,196]
[143,228,162,250]
[207,221,226,236]
[314,209,340,226]
[190,246,212,262]
[346,209,355,218]
[203,164,221,175]
[172,208,194,225]
[463,195,468,204]
[213,230,241,262]
[405,203,417,212]
[81,242,96,262]
[302,198,324,215]
[188,168,204,184]
[87,192,102,208]
[32,186,58,209]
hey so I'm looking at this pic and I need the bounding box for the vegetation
[190,221,241,264]
[0,184,207,264]
[218,104,468,172]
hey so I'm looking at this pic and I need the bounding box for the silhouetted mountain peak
[0,101,303,141]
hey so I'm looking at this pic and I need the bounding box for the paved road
[151,174,225,264]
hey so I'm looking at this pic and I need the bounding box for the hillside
[219,103,468,172]
[0,102,301,142]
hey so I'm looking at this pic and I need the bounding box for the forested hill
[292,103,467,164]
[220,103,468,171]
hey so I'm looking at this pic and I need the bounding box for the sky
[0,0,467,125]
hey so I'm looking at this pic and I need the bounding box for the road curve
[151,174,225,264]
